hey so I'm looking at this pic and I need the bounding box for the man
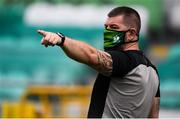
[37,6,160,118]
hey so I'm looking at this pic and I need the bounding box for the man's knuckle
[43,38,47,41]
[49,39,53,43]
[44,36,49,40]
[53,41,57,44]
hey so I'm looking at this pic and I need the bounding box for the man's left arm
[149,97,160,118]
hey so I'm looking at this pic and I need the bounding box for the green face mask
[104,29,127,50]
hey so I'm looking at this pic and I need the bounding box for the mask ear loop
[123,29,139,44]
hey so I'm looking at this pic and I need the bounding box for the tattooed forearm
[93,50,112,76]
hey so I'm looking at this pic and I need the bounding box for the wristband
[56,32,65,46]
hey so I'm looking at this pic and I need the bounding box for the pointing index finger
[37,30,48,36]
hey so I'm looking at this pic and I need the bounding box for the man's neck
[121,43,139,51]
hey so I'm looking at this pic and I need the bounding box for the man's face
[104,15,128,31]
[104,15,137,43]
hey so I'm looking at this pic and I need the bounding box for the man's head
[104,6,141,50]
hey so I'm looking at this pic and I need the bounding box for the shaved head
[108,6,141,33]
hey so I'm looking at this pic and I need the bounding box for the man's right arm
[61,36,113,76]
[37,30,113,76]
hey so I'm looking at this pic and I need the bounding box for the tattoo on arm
[94,50,112,76]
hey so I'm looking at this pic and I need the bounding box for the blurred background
[0,0,180,118]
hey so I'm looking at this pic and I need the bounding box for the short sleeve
[107,51,131,77]
[152,66,160,97]
[155,84,160,97]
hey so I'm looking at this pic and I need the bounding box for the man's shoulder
[106,50,143,55]
[106,50,156,68]
[105,50,129,59]
[105,50,144,60]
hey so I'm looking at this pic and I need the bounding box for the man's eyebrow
[111,24,119,27]
[104,23,119,26]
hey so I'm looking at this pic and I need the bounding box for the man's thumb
[37,30,47,36]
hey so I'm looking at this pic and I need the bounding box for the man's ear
[127,28,137,41]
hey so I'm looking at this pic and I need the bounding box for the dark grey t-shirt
[88,50,160,118]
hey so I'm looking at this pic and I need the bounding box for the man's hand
[37,30,62,47]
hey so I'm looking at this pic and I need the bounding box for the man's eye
[110,25,118,29]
